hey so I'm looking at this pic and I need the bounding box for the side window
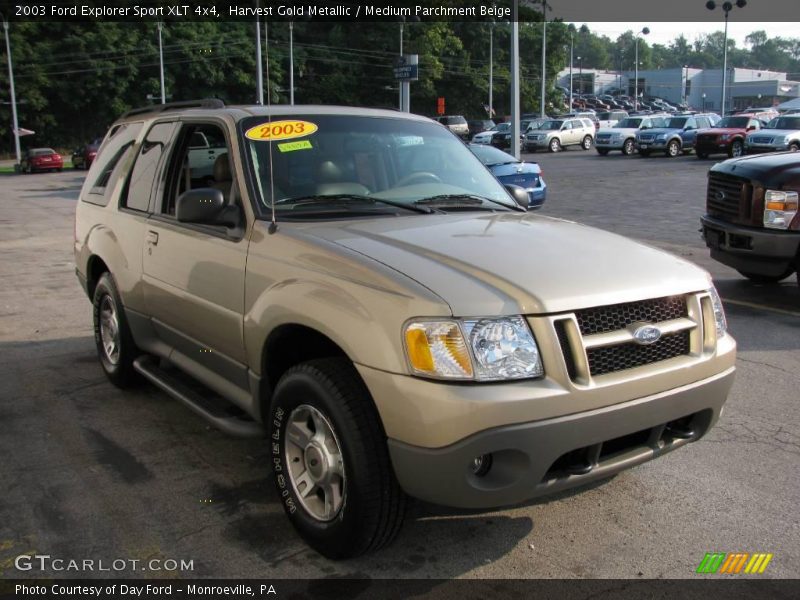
[696,117,710,128]
[121,122,177,212]
[162,123,233,217]
[686,118,697,130]
[562,121,572,130]
[750,120,760,130]
[85,122,143,204]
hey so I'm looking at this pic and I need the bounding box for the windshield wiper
[275,194,432,214]
[485,161,519,167]
[414,194,519,211]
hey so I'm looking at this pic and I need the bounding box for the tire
[789,142,800,152]
[57,168,63,172]
[92,272,141,388]
[596,148,609,156]
[549,138,561,152]
[729,140,744,158]
[696,151,709,159]
[736,269,792,284]
[639,150,651,157]
[666,140,681,157]
[269,358,406,559]
[581,135,593,150]
[622,138,635,155]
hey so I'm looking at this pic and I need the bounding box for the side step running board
[133,356,265,438]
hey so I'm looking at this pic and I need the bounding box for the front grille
[750,136,773,144]
[587,331,691,376]
[574,295,687,336]
[697,134,718,144]
[638,134,655,142]
[596,134,611,142]
[707,171,747,221]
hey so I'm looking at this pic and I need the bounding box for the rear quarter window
[83,122,144,206]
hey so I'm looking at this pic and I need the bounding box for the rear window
[31,148,56,156]
[445,116,467,125]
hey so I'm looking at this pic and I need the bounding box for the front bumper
[525,138,552,149]
[701,215,800,276]
[695,141,731,155]
[595,139,625,150]
[745,143,788,154]
[388,367,734,508]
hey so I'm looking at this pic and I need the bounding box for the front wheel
[269,358,406,559]
[666,140,681,157]
[789,142,800,152]
[581,135,593,150]
[549,138,561,152]
[729,140,744,158]
[622,139,635,155]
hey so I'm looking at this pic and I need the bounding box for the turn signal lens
[404,321,473,379]
[763,189,799,229]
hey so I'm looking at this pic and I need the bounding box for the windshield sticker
[278,140,313,153]
[245,120,318,142]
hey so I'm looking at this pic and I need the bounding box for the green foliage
[0,20,799,153]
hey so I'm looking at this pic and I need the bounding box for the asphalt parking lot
[1,150,798,580]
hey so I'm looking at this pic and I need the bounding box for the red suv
[20,148,63,173]
[695,114,765,159]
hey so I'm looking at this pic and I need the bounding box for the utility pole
[289,21,294,105]
[157,21,166,104]
[510,0,520,158]
[569,32,574,110]
[489,22,494,118]
[540,0,547,117]
[2,16,21,164]
[399,21,403,111]
[255,12,263,104]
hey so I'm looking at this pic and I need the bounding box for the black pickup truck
[701,151,800,285]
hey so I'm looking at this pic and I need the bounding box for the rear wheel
[269,358,406,559]
[549,138,561,152]
[729,140,744,158]
[666,140,681,157]
[581,135,593,150]
[622,139,635,155]
[92,272,141,388]
[736,269,793,284]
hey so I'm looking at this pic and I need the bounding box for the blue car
[635,113,719,157]
[468,143,546,209]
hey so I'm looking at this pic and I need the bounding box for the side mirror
[746,125,756,131]
[504,184,530,210]
[176,188,227,224]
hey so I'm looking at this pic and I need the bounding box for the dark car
[695,115,765,159]
[701,151,799,285]
[72,140,101,170]
[20,148,63,173]
[468,119,496,137]
[468,143,547,209]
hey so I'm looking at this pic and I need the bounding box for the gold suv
[75,101,736,559]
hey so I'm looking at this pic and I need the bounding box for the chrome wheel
[730,140,743,157]
[99,295,120,365]
[285,404,345,522]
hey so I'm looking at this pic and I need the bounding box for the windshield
[665,117,688,129]
[615,118,642,128]
[539,120,564,130]
[716,116,749,128]
[241,114,518,218]
[767,117,800,130]
[469,144,518,166]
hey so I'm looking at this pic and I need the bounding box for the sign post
[394,54,418,113]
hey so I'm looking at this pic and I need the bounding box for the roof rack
[121,98,225,119]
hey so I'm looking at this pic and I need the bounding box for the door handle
[146,231,159,246]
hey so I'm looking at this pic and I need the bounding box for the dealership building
[558,67,800,111]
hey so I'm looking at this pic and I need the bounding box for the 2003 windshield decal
[245,120,318,142]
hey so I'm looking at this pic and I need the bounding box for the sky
[571,22,799,48]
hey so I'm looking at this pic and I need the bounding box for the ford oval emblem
[632,325,662,345]
[715,190,726,201]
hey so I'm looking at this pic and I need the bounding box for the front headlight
[763,189,799,229]
[404,317,543,381]
[657,134,667,141]
[708,287,727,339]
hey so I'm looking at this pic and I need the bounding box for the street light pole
[489,23,493,118]
[634,27,649,111]
[707,1,746,115]
[289,21,294,105]
[569,33,573,111]
[255,16,263,104]
[2,16,21,165]
[540,0,547,117]
[157,21,166,104]
[510,0,520,159]
[398,21,403,111]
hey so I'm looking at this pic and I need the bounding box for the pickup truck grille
[556,295,694,379]
[707,172,749,221]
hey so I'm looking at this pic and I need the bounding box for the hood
[598,127,638,135]
[303,213,711,316]
[712,151,800,189]
[747,129,800,138]
[698,128,745,136]
[639,128,681,136]
[487,162,540,176]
